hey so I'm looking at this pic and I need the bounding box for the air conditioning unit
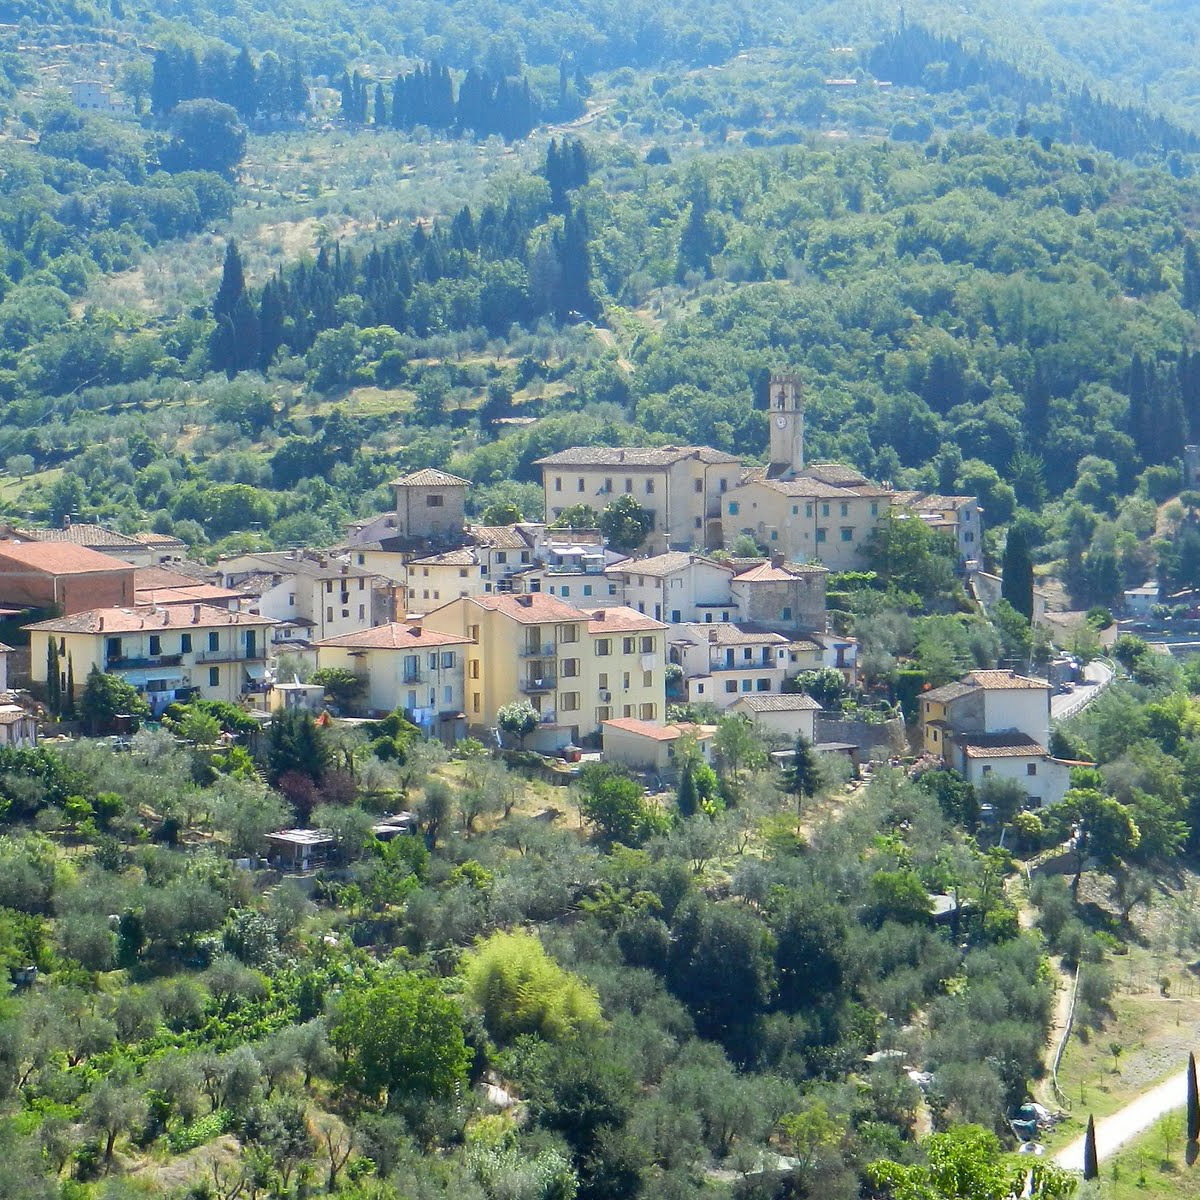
[599,690,611,702]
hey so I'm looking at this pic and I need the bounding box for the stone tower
[767,372,804,478]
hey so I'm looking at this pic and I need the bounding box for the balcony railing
[711,658,777,672]
[194,648,267,664]
[519,643,556,658]
[402,671,423,685]
[520,676,556,693]
[106,654,183,670]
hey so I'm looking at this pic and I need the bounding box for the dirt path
[594,326,635,375]
[1054,1069,1188,1170]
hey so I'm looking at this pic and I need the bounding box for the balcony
[519,643,556,658]
[402,671,423,685]
[520,676,557,694]
[106,654,183,671]
[711,657,776,672]
[194,648,267,664]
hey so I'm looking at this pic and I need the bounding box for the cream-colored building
[421,593,667,750]
[27,604,277,714]
[723,466,892,570]
[727,692,822,741]
[314,622,470,738]
[602,717,715,773]
[669,623,792,710]
[535,446,741,553]
[606,552,737,624]
[893,491,983,569]
[406,548,486,609]
[391,468,470,541]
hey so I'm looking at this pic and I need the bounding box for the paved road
[1051,660,1113,723]
[1054,1069,1187,1170]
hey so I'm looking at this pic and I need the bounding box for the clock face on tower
[775,415,788,428]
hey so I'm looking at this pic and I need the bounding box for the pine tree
[231,47,258,121]
[1001,524,1034,622]
[677,763,699,818]
[676,178,714,282]
[64,655,76,719]
[213,239,246,322]
[373,82,387,126]
[1189,1052,1199,1142]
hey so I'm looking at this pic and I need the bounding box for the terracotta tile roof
[389,468,471,487]
[609,551,730,579]
[315,623,471,650]
[921,680,978,704]
[535,445,740,468]
[466,593,587,625]
[677,622,788,645]
[408,548,480,567]
[10,523,143,549]
[732,693,823,712]
[602,717,683,741]
[584,605,667,634]
[0,541,135,575]
[801,463,871,487]
[26,604,277,634]
[135,585,243,606]
[966,670,1049,690]
[959,732,1047,758]
[134,567,204,590]
[132,531,188,546]
[732,562,796,583]
[469,525,534,550]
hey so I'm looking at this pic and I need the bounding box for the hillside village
[0,373,1098,813]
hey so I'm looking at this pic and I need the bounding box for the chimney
[192,604,201,624]
[163,610,170,625]
[62,514,71,529]
[708,628,719,643]
[98,615,104,631]
[771,550,784,569]
[341,564,349,575]
[516,595,533,607]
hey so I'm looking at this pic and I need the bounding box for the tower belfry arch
[767,372,804,478]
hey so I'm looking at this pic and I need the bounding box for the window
[288,592,295,606]
[982,764,993,774]
[671,609,681,622]
[208,667,220,687]
[728,501,739,515]
[598,672,609,689]
[595,638,611,656]
[561,693,579,712]
[521,552,530,563]
[805,503,813,518]
[646,479,655,494]
[583,584,593,597]
[603,477,613,493]
[871,502,879,516]
[623,705,633,717]
[696,683,705,694]
[562,658,579,678]
[719,478,728,493]
[622,637,635,654]
[694,516,702,529]
[693,478,703,494]
[149,635,161,656]
[470,659,480,679]
[841,527,854,542]
[816,528,827,544]
[359,577,365,590]
[792,505,799,515]
[181,633,192,653]
[208,632,219,651]
[782,607,792,621]
[443,686,453,704]
[429,653,438,671]
[561,586,570,597]
[965,531,975,543]
[357,554,365,565]
[624,478,632,493]
[597,706,611,721]
[640,636,654,653]
[554,477,562,492]
[426,494,444,507]
[622,672,631,689]
[725,679,738,694]
[756,678,771,691]
[770,531,778,541]
[642,670,653,687]
[327,581,334,594]
[840,502,849,517]
[561,624,578,644]
[359,605,365,619]
[1027,763,1038,776]
[472,693,481,713]
[441,652,455,669]
[821,503,830,517]
[469,625,480,642]
[577,477,585,492]
[459,568,468,578]
[326,607,334,622]
[741,678,752,692]
[639,703,656,720]
[704,612,713,623]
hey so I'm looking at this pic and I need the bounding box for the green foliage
[330,971,470,1105]
[79,666,150,732]
[576,763,669,848]
[463,929,604,1043]
[598,494,654,552]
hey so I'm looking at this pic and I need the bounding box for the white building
[606,552,737,624]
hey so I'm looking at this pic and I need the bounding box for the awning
[244,663,267,680]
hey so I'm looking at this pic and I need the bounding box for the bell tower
[767,372,804,478]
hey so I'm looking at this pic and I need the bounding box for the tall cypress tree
[1083,1113,1099,1181]
[1001,524,1034,622]
[213,239,246,322]
[1188,1052,1199,1142]
[1185,240,1200,312]
[64,655,76,719]
[46,640,61,718]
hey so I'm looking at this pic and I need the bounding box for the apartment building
[893,491,983,569]
[0,542,137,615]
[27,604,276,712]
[314,623,470,738]
[535,445,741,553]
[606,552,736,623]
[669,623,792,710]
[421,593,667,750]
